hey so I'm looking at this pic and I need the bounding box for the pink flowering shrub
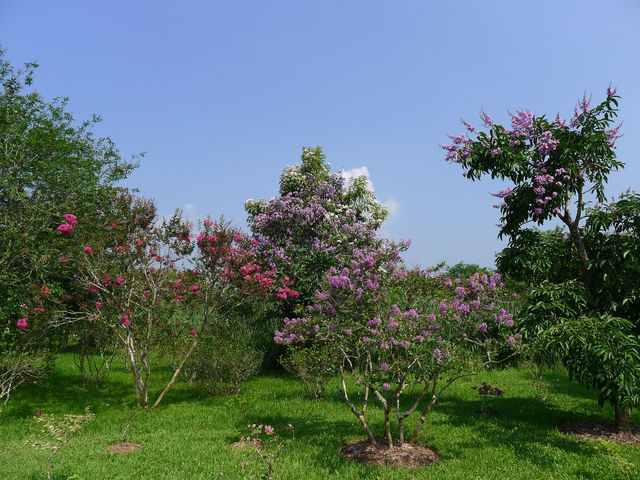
[276,245,518,448]
[54,192,201,407]
[1,285,55,414]
[175,217,292,394]
[238,423,294,480]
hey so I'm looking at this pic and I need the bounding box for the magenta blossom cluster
[194,220,295,299]
[56,214,78,236]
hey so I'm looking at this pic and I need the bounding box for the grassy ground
[0,354,638,480]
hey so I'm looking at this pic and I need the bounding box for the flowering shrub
[247,147,392,381]
[54,192,198,408]
[171,217,293,393]
[238,423,294,480]
[472,382,504,415]
[26,406,95,480]
[276,243,518,447]
[1,286,55,414]
[245,147,388,308]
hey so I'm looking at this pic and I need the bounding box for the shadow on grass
[247,390,605,475]
[3,356,214,421]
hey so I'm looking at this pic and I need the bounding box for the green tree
[0,49,135,410]
[443,88,640,429]
[445,262,491,279]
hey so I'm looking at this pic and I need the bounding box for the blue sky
[2,0,639,268]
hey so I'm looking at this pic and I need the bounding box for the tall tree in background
[245,146,389,311]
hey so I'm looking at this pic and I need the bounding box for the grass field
[0,354,638,480]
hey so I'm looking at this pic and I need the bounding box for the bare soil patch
[340,438,438,468]
[106,442,143,453]
[558,421,640,446]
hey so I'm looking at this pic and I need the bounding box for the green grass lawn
[0,354,638,480]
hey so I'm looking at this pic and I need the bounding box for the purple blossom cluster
[537,131,559,155]
[509,110,534,138]
[532,166,571,218]
[245,150,386,304]
[276,260,518,399]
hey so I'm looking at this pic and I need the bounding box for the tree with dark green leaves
[443,88,640,430]
[0,49,136,411]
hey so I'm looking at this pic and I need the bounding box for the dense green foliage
[543,315,640,426]
[0,49,135,330]
[446,90,640,428]
[0,49,136,411]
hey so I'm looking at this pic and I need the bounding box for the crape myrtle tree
[53,191,201,408]
[246,147,389,388]
[54,197,291,407]
[442,88,640,429]
[276,242,519,448]
[245,146,388,310]
[0,49,134,410]
[175,217,295,394]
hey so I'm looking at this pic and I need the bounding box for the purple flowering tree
[276,244,518,448]
[245,147,388,309]
[442,88,623,302]
[443,88,640,430]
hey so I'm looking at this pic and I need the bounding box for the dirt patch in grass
[340,438,438,468]
[106,442,143,453]
[229,438,262,450]
[559,421,640,446]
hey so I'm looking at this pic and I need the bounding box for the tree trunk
[384,408,393,448]
[151,339,199,409]
[567,221,596,303]
[614,404,629,432]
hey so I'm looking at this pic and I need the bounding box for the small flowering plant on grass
[472,382,504,415]
[239,423,294,480]
[26,406,95,480]
[276,244,519,448]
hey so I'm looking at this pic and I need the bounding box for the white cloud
[183,203,197,220]
[340,167,400,219]
[340,166,374,192]
[383,196,401,219]
[157,203,198,228]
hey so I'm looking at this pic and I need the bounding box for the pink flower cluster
[276,276,299,300]
[56,214,78,236]
[248,423,275,435]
